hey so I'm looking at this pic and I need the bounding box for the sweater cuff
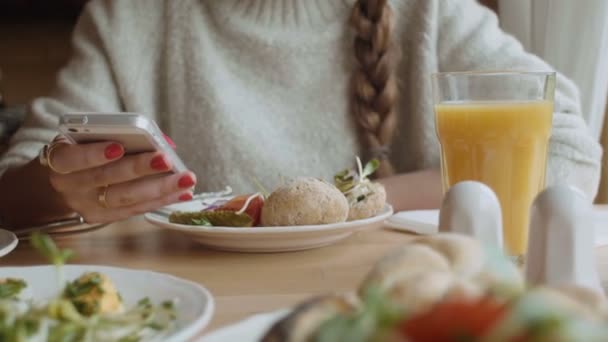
[546,150,602,200]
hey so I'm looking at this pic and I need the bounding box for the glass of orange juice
[432,71,556,263]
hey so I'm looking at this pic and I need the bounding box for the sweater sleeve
[0,0,122,177]
[435,0,603,200]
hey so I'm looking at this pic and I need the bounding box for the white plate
[144,202,393,252]
[0,265,214,341]
[200,309,289,342]
[0,228,18,257]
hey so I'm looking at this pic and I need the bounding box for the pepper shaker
[438,181,503,249]
[525,185,603,294]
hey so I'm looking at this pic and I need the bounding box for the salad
[304,288,608,342]
[0,234,176,342]
[262,234,608,342]
[169,157,387,227]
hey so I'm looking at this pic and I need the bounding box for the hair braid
[350,0,399,178]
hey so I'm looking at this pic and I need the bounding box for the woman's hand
[44,139,196,224]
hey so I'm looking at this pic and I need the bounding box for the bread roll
[261,177,349,226]
[347,182,387,221]
[360,234,524,314]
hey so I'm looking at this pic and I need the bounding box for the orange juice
[435,101,553,256]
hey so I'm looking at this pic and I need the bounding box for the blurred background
[1,0,607,202]
[0,0,83,104]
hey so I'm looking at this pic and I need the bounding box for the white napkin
[199,309,290,342]
[386,209,608,247]
[385,210,439,235]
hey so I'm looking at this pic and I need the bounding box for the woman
[0,0,601,227]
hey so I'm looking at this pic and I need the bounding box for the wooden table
[3,215,608,336]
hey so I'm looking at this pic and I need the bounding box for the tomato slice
[399,297,508,341]
[215,194,264,226]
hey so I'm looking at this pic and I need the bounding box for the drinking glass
[432,71,556,263]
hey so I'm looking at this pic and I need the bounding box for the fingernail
[163,134,176,149]
[150,155,169,170]
[178,175,196,188]
[179,193,193,201]
[104,143,123,160]
[53,135,68,143]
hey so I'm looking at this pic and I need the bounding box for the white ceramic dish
[0,265,214,341]
[200,309,289,342]
[0,228,18,257]
[145,202,393,252]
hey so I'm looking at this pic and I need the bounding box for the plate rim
[0,229,18,258]
[0,264,215,341]
[200,308,290,342]
[144,205,393,234]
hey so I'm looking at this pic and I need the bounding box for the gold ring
[39,141,69,174]
[98,185,110,209]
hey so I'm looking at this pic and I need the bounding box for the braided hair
[350,0,399,178]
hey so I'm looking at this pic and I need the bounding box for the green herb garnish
[63,273,107,316]
[64,273,103,298]
[30,232,74,267]
[0,279,26,299]
[31,232,74,288]
[251,176,271,198]
[161,301,175,310]
[334,157,380,205]
[145,322,164,330]
[1,234,178,341]
[361,158,380,179]
[334,168,356,193]
[169,210,253,227]
[314,287,404,342]
[47,321,85,342]
[191,218,212,226]
[138,297,152,307]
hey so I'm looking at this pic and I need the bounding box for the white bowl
[0,265,214,341]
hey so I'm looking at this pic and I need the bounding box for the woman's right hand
[46,139,196,224]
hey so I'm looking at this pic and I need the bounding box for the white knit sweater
[0,0,602,197]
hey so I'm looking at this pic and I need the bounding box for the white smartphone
[59,113,188,173]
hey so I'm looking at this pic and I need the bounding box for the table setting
[2,179,607,340]
[386,208,608,247]
[1,71,608,341]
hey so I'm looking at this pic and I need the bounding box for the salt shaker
[438,181,503,249]
[526,185,603,294]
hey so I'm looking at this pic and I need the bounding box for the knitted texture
[0,0,602,197]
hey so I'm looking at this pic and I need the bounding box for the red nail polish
[179,193,193,201]
[178,175,196,188]
[150,155,168,170]
[163,133,176,149]
[104,143,123,160]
